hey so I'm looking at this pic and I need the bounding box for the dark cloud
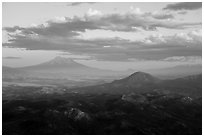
[67,2,96,6]
[142,11,174,20]
[3,56,21,59]
[163,2,202,11]
[151,13,174,20]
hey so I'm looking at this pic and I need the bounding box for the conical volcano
[20,56,88,71]
[111,71,160,87]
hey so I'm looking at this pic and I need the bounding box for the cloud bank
[3,7,202,61]
[3,56,21,59]
[163,2,202,11]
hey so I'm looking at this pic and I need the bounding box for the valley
[2,71,202,135]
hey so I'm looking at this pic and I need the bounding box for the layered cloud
[162,56,201,63]
[3,8,202,61]
[177,11,188,15]
[163,2,202,11]
[3,56,21,59]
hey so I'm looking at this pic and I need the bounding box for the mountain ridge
[76,71,201,98]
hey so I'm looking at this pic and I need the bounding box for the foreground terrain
[2,72,202,135]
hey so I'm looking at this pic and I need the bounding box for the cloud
[129,7,175,20]
[129,7,144,15]
[151,13,174,20]
[3,29,202,61]
[177,11,188,15]
[86,8,103,17]
[67,2,96,6]
[162,56,201,64]
[3,56,21,59]
[143,29,202,47]
[3,9,202,61]
[163,2,202,11]
[3,8,201,41]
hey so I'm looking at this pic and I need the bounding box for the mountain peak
[112,71,160,86]
[126,71,159,83]
[20,56,86,70]
[129,71,151,77]
[45,56,76,65]
[51,56,75,63]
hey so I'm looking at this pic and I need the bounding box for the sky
[2,2,202,71]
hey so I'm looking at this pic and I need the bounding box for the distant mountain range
[76,71,201,98]
[145,64,202,79]
[2,56,202,81]
[3,57,122,80]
